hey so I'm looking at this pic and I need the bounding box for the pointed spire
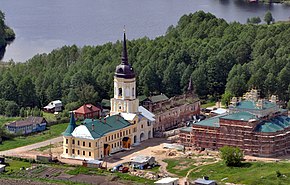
[121,26,128,65]
[63,112,77,136]
[187,76,193,92]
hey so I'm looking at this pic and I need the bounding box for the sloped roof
[74,104,101,114]
[138,106,155,122]
[138,95,147,102]
[101,99,111,107]
[44,100,62,109]
[120,113,137,121]
[63,113,77,136]
[149,94,169,103]
[192,116,220,127]
[255,115,290,133]
[72,115,131,139]
[221,112,257,121]
[7,117,46,127]
[236,100,276,110]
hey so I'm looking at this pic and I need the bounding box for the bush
[220,146,244,167]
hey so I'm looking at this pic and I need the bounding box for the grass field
[5,158,31,173]
[163,158,197,177]
[0,123,68,151]
[201,102,216,108]
[188,161,290,185]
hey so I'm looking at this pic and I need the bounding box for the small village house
[43,100,63,113]
[6,116,47,135]
[74,104,101,120]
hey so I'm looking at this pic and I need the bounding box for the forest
[0,10,15,60]
[0,11,289,116]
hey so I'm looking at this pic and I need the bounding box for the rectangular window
[96,142,98,147]
[83,142,85,147]
[72,149,75,154]
[106,137,107,142]
[126,130,128,135]
[66,149,68,153]
[141,125,143,129]
[120,132,122,137]
[78,150,80,155]
[72,140,75,144]
[114,134,116,139]
[123,131,125,136]
[117,133,119,138]
[112,144,113,148]
[89,142,91,147]
[129,129,131,134]
[89,152,91,156]
[66,139,68,144]
[78,140,80,145]
[114,143,116,148]
[83,151,85,156]
[111,135,113,140]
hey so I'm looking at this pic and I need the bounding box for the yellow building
[62,32,154,160]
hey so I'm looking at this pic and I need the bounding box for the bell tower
[110,31,139,115]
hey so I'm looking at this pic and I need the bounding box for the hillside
[0,11,289,113]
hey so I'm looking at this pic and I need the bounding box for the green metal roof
[149,94,169,103]
[82,115,131,139]
[179,127,192,132]
[192,117,220,127]
[236,100,276,110]
[221,112,257,121]
[101,99,111,107]
[138,95,147,102]
[255,115,290,133]
[63,113,77,136]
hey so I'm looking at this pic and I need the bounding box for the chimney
[92,124,95,130]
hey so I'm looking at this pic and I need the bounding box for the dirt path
[0,136,62,157]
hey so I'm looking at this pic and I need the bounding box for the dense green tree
[220,146,244,167]
[0,72,18,102]
[17,76,37,107]
[247,17,261,24]
[264,11,274,25]
[5,101,19,117]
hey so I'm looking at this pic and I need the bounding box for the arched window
[118,88,122,96]
[132,88,135,97]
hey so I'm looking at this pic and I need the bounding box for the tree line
[0,11,289,116]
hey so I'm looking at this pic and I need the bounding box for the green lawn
[5,158,31,173]
[201,102,216,108]
[188,161,290,185]
[0,123,68,151]
[43,112,57,122]
[163,158,197,177]
[0,116,20,127]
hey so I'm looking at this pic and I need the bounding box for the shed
[193,178,217,185]
[154,177,179,185]
[130,155,155,169]
[43,100,63,113]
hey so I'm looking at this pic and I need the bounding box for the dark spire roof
[121,31,128,65]
[63,112,77,136]
[115,29,135,79]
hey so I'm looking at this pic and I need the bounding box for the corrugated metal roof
[138,106,155,122]
[255,115,290,133]
[221,112,257,121]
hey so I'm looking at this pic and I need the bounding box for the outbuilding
[154,177,179,185]
[0,164,6,173]
[130,155,155,169]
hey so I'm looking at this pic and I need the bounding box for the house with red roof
[74,104,101,120]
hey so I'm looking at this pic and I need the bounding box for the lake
[1,0,290,62]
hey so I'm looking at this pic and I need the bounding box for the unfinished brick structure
[180,90,290,157]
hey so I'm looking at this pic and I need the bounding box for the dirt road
[0,136,62,157]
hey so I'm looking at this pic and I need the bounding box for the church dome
[115,63,135,78]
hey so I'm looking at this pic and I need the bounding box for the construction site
[179,89,290,157]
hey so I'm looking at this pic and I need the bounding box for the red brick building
[179,94,290,157]
[74,104,101,120]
